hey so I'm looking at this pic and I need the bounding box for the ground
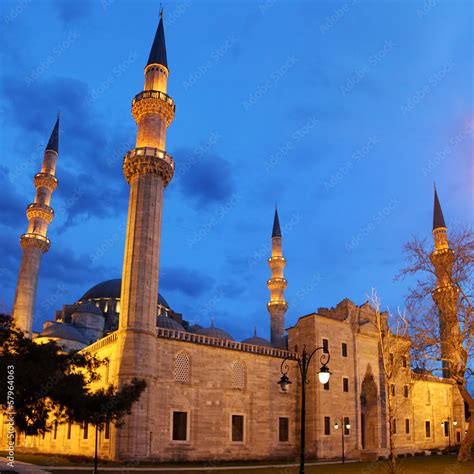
[1,453,474,473]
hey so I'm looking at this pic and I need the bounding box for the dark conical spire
[272,207,282,238]
[147,12,168,69]
[45,114,60,153]
[433,185,446,230]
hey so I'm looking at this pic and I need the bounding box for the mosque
[2,14,466,463]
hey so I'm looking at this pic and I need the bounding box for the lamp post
[334,417,351,464]
[277,345,331,474]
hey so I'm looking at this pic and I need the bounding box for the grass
[1,453,474,473]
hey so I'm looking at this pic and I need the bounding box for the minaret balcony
[267,278,288,291]
[34,173,58,192]
[20,233,50,253]
[267,300,288,311]
[26,203,54,224]
[132,90,175,126]
[123,147,174,186]
[268,255,286,269]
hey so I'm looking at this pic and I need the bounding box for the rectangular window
[67,421,72,440]
[343,377,349,392]
[83,421,88,440]
[324,416,330,435]
[172,411,187,441]
[390,353,394,365]
[324,380,330,391]
[344,417,350,436]
[393,418,397,435]
[105,421,110,440]
[232,415,244,442]
[405,419,410,434]
[322,338,329,354]
[341,342,348,357]
[279,417,289,442]
[53,421,58,440]
[390,384,395,397]
[425,421,431,438]
[402,356,407,368]
[444,421,449,437]
[403,385,409,398]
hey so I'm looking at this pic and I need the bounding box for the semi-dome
[241,328,273,347]
[193,322,234,341]
[80,278,170,308]
[74,301,103,316]
[157,314,185,332]
[39,322,91,345]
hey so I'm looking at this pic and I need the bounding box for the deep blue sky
[0,0,472,342]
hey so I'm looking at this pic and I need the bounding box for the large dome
[80,278,170,308]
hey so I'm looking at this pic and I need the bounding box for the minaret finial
[272,207,282,238]
[160,4,164,19]
[253,326,257,337]
[147,7,168,69]
[45,114,60,153]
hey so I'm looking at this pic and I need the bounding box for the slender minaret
[430,186,459,377]
[267,208,288,348]
[12,117,59,338]
[115,12,175,459]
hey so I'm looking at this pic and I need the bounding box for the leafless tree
[399,227,473,461]
[370,290,411,474]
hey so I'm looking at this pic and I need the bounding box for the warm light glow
[318,367,330,385]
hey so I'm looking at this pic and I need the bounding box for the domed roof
[74,301,103,316]
[39,322,91,345]
[192,322,234,341]
[241,328,273,347]
[80,278,170,308]
[157,314,185,332]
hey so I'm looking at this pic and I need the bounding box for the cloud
[52,0,94,24]
[160,265,215,298]
[0,166,28,229]
[172,149,235,207]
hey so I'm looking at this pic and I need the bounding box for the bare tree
[370,290,411,474]
[399,227,473,461]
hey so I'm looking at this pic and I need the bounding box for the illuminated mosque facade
[2,15,466,463]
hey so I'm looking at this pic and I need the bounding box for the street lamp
[334,417,351,464]
[277,345,331,474]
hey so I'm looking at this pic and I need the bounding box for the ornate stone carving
[131,90,175,126]
[20,233,50,253]
[123,147,174,185]
[34,173,58,192]
[26,203,54,224]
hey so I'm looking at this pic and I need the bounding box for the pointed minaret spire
[267,208,288,349]
[272,207,282,238]
[12,115,60,338]
[147,12,168,69]
[45,114,60,153]
[433,185,446,230]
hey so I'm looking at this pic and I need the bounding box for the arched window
[174,351,190,384]
[231,360,246,389]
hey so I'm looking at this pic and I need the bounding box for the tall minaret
[115,12,175,459]
[267,208,288,349]
[12,117,59,338]
[430,187,459,377]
